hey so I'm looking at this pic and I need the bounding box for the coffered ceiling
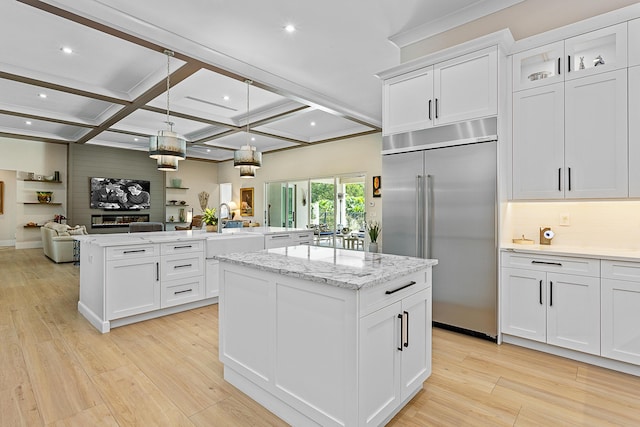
[0,0,522,163]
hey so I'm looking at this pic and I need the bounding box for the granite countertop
[502,243,640,262]
[214,245,438,290]
[74,230,208,246]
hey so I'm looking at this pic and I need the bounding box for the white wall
[0,170,17,246]
[401,0,640,61]
[217,133,383,228]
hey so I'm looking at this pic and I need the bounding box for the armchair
[41,222,88,263]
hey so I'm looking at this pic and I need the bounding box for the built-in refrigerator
[382,118,497,339]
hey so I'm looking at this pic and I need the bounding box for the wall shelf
[23,202,62,205]
[166,187,189,190]
[21,179,62,183]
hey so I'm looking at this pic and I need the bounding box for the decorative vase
[171,178,182,188]
[369,242,378,253]
[206,224,217,232]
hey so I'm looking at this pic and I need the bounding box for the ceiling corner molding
[388,0,524,49]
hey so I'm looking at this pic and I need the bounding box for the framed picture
[240,187,254,217]
[0,181,4,214]
[372,176,381,198]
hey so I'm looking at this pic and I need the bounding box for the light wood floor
[2,247,640,426]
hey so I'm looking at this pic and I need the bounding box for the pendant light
[149,49,186,170]
[233,80,262,176]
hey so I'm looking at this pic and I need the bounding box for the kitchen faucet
[218,203,230,233]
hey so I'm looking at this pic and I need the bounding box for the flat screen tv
[90,177,151,210]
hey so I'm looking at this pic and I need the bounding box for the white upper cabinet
[512,83,565,199]
[564,23,628,80]
[630,18,640,67]
[629,66,640,197]
[382,47,498,135]
[383,68,434,136]
[433,47,498,125]
[513,41,564,92]
[564,69,628,198]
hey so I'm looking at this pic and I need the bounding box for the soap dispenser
[540,227,555,245]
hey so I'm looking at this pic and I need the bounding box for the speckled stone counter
[214,245,438,290]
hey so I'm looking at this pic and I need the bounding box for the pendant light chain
[164,49,174,132]
[246,79,252,140]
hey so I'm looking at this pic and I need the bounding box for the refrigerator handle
[426,174,433,259]
[415,175,422,258]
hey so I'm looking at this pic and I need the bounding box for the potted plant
[202,207,218,232]
[366,220,381,253]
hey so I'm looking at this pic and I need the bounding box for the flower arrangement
[366,220,381,243]
[202,207,218,226]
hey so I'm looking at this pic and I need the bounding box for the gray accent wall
[68,144,165,233]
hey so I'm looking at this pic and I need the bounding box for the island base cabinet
[106,257,160,320]
[359,288,431,427]
[219,262,433,427]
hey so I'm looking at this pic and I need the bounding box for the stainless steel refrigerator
[382,118,497,339]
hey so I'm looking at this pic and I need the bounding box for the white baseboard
[15,241,43,249]
[0,239,16,247]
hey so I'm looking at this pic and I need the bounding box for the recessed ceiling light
[25,121,32,125]
[38,93,47,99]
[223,95,230,101]
[134,138,139,142]
[251,137,256,142]
[61,46,73,54]
[284,24,296,33]
[206,148,211,153]
[310,121,316,126]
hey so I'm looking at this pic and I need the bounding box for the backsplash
[503,201,640,250]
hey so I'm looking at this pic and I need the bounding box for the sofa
[41,222,88,263]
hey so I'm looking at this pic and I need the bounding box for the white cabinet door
[399,288,431,401]
[512,83,565,199]
[546,273,600,355]
[434,47,497,125]
[501,268,547,342]
[383,67,434,135]
[564,22,628,80]
[106,257,160,320]
[602,278,640,365]
[630,19,640,68]
[629,67,640,197]
[205,258,219,298]
[513,41,564,92]
[565,69,628,198]
[359,301,402,427]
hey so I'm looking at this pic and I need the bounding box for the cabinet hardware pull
[397,313,404,351]
[435,98,439,119]
[173,245,192,249]
[272,234,289,239]
[124,249,146,254]
[531,261,562,266]
[404,311,409,348]
[557,57,561,75]
[568,167,572,191]
[174,289,193,295]
[428,99,432,120]
[386,281,417,295]
[567,55,571,72]
[174,264,192,269]
[550,281,553,306]
[539,280,543,305]
[156,262,159,281]
[558,168,561,191]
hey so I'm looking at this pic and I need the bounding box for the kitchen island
[216,245,437,427]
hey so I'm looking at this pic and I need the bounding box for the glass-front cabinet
[513,22,627,92]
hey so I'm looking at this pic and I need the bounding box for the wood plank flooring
[2,247,640,426]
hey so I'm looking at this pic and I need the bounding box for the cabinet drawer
[359,270,429,317]
[107,244,158,261]
[161,253,204,281]
[501,251,599,277]
[265,233,294,248]
[294,231,314,245]
[161,240,204,255]
[161,276,204,308]
[601,260,640,282]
